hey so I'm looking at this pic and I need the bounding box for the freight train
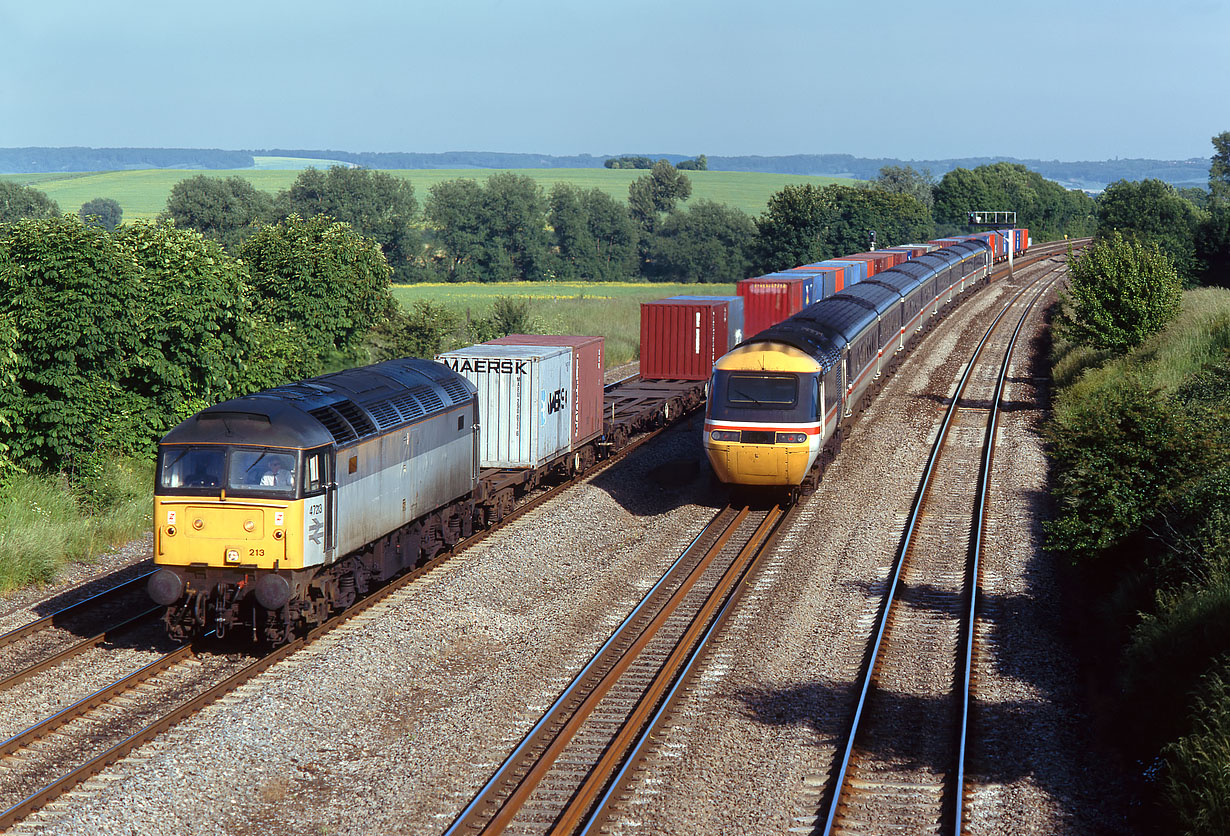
[148,342,706,643]
[704,230,1029,494]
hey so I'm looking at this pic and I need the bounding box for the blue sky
[1,0,1225,161]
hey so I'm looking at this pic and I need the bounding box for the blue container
[759,272,816,305]
[815,258,867,285]
[788,268,840,300]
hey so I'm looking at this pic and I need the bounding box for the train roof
[838,281,902,314]
[160,358,476,449]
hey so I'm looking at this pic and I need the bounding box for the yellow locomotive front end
[704,343,826,488]
[148,410,335,643]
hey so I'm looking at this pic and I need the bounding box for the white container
[435,344,572,469]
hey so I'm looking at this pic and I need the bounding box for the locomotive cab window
[725,373,797,408]
[302,448,329,496]
[158,446,225,491]
[229,449,298,495]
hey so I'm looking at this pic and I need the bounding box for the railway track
[444,500,794,836]
[819,254,1071,835]
[0,380,707,831]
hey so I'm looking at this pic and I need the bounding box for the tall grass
[1053,287,1230,401]
[1164,657,1230,835]
[0,457,152,593]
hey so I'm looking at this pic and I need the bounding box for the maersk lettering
[437,357,530,375]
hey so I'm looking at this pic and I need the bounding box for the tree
[275,166,423,283]
[751,183,834,271]
[932,162,1095,241]
[1096,179,1206,283]
[240,215,394,365]
[112,221,256,421]
[1197,131,1230,287]
[604,156,655,169]
[78,197,123,231]
[648,200,755,282]
[676,155,708,171]
[752,184,933,274]
[0,182,59,223]
[0,216,142,469]
[874,165,935,211]
[366,300,461,362]
[424,174,550,282]
[1061,231,1182,352]
[163,175,273,251]
[1210,130,1230,208]
[628,161,692,235]
[548,183,637,281]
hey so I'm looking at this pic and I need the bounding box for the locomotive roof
[160,357,476,449]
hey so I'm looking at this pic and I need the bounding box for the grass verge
[0,457,152,594]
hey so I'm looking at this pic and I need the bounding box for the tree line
[146,159,1097,286]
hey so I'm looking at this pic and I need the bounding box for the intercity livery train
[704,230,1028,494]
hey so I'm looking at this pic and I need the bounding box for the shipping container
[834,253,887,278]
[487,334,605,447]
[663,295,745,349]
[736,275,810,338]
[801,259,863,290]
[435,344,572,469]
[758,272,817,305]
[641,296,739,380]
[787,267,841,299]
[880,245,929,259]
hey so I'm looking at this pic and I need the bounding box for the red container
[833,252,890,277]
[640,298,735,380]
[736,275,809,338]
[487,334,605,446]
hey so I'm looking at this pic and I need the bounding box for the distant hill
[0,146,1212,192]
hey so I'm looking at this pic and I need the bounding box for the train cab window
[159,446,225,490]
[229,450,297,494]
[725,373,797,408]
[303,449,328,495]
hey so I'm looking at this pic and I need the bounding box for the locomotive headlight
[225,548,241,564]
[193,518,204,530]
[776,432,807,444]
[710,430,740,442]
[243,519,256,532]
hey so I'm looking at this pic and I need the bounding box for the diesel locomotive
[148,358,484,643]
[704,239,995,493]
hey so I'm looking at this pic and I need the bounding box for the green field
[2,167,853,221]
[392,280,739,367]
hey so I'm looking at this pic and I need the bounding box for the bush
[1062,232,1183,352]
[1045,377,1215,562]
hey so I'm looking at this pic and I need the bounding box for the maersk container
[487,334,604,448]
[736,275,810,338]
[641,296,740,380]
[435,344,572,469]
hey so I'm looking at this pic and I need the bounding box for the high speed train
[704,239,995,493]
